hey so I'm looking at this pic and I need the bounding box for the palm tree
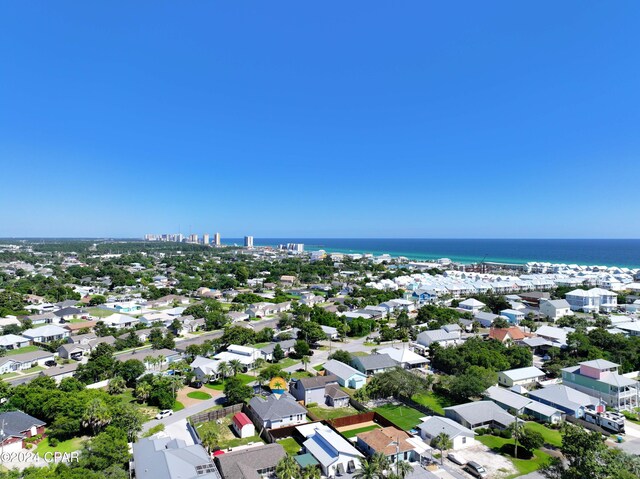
[301,465,320,479]
[82,398,112,436]
[354,459,380,479]
[200,424,220,453]
[229,359,243,377]
[253,357,266,373]
[431,433,453,465]
[135,382,152,403]
[217,361,230,380]
[275,455,300,479]
[144,355,155,370]
[370,452,389,475]
[301,355,311,372]
[396,461,412,479]
[107,376,126,395]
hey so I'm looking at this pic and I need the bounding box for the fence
[565,415,610,436]
[188,403,244,425]
[327,411,398,429]
[396,395,441,417]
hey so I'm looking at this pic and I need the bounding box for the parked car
[156,409,174,420]
[447,452,466,466]
[192,381,203,389]
[44,360,57,367]
[464,461,488,478]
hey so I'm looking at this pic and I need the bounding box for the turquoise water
[224,238,640,268]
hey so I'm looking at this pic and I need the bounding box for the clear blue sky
[1,1,639,238]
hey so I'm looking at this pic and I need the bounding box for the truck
[584,406,625,434]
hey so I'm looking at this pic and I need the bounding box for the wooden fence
[188,403,244,425]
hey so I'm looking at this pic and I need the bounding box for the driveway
[141,396,224,433]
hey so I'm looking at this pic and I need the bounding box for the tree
[396,461,412,479]
[276,455,301,479]
[273,343,285,362]
[354,458,380,479]
[82,398,112,436]
[229,359,244,376]
[217,361,230,380]
[107,376,126,395]
[301,355,311,372]
[224,376,252,405]
[135,382,152,403]
[328,349,353,366]
[294,339,310,357]
[431,433,452,465]
[199,422,222,453]
[88,295,106,306]
[448,366,497,401]
[519,427,544,454]
[109,403,144,442]
[79,426,130,471]
[117,359,146,387]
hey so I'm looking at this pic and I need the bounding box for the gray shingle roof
[215,444,285,479]
[133,436,219,479]
[296,374,339,390]
[418,416,474,439]
[445,401,515,428]
[322,359,366,381]
[353,354,397,372]
[249,393,307,421]
[0,411,45,438]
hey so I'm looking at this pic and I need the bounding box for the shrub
[499,428,513,439]
[49,437,59,447]
[306,402,318,408]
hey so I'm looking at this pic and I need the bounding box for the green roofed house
[561,359,639,411]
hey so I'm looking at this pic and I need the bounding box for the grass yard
[350,351,369,357]
[313,364,324,372]
[252,342,270,349]
[373,404,425,431]
[206,374,255,391]
[412,391,453,415]
[187,391,213,400]
[278,437,302,455]
[87,307,114,318]
[36,436,85,455]
[23,365,45,374]
[341,424,381,438]
[173,401,185,412]
[524,422,562,448]
[307,405,358,420]
[278,357,301,369]
[291,371,314,380]
[0,373,19,379]
[197,415,263,449]
[6,345,41,356]
[477,434,551,478]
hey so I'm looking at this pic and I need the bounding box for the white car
[447,452,466,465]
[156,409,174,420]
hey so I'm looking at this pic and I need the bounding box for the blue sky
[1,1,639,238]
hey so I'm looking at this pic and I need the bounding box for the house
[488,326,527,344]
[116,348,181,369]
[539,299,572,321]
[214,345,261,370]
[565,288,617,313]
[321,325,339,340]
[21,325,70,343]
[356,426,420,462]
[248,393,307,430]
[139,311,174,327]
[0,411,46,452]
[280,275,297,286]
[387,299,416,313]
[146,295,190,308]
[41,362,79,383]
[53,307,83,322]
[190,356,222,382]
[561,359,639,411]
[498,366,545,388]
[298,423,363,477]
[133,437,217,479]
[527,384,601,418]
[67,332,97,345]
[289,374,349,407]
[376,347,428,369]
[473,311,500,328]
[535,325,571,347]
[444,401,515,430]
[57,343,90,360]
[112,301,142,314]
[500,309,525,324]
[322,359,367,390]
[417,416,475,450]
[484,386,562,424]
[352,354,397,375]
[215,443,286,479]
[259,340,296,362]
[101,313,140,329]
[0,334,30,350]
[416,328,461,348]
[0,350,55,374]
[458,298,486,314]
[227,311,250,322]
[232,412,255,438]
[518,292,551,306]
[25,312,56,325]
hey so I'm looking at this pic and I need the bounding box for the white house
[498,366,545,388]
[21,325,70,343]
[298,423,363,477]
[417,416,475,450]
[458,298,486,314]
[214,345,260,370]
[539,299,572,321]
[565,288,617,313]
[416,328,461,348]
[0,334,30,351]
[101,313,140,329]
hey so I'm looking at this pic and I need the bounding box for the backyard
[36,436,85,455]
[306,405,358,421]
[412,391,453,415]
[205,374,255,391]
[196,414,263,449]
[476,433,551,478]
[373,404,424,430]
[277,437,302,455]
[340,424,381,439]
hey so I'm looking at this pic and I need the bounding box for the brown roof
[356,427,414,455]
[489,326,529,342]
[63,321,97,332]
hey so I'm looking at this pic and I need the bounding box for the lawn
[477,434,551,478]
[412,391,453,415]
[524,422,562,448]
[341,424,381,439]
[173,401,185,412]
[252,342,271,349]
[36,436,85,455]
[291,371,314,380]
[23,366,45,374]
[187,391,213,400]
[313,364,324,372]
[278,357,301,369]
[87,307,114,318]
[205,374,255,391]
[278,437,302,455]
[196,415,263,449]
[307,405,358,420]
[0,373,19,379]
[373,404,425,431]
[6,345,41,356]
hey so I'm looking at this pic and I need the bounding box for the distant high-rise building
[214,232,221,246]
[244,236,254,248]
[203,234,210,245]
[177,233,184,243]
[189,234,198,243]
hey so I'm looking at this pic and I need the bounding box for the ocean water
[223,238,640,268]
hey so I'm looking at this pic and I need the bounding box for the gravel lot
[446,444,516,478]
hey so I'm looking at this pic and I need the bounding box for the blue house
[322,359,367,390]
[500,309,525,324]
[410,289,437,304]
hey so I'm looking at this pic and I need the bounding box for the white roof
[459,298,485,307]
[0,334,29,346]
[103,313,138,325]
[377,347,428,365]
[22,325,68,337]
[500,366,545,382]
